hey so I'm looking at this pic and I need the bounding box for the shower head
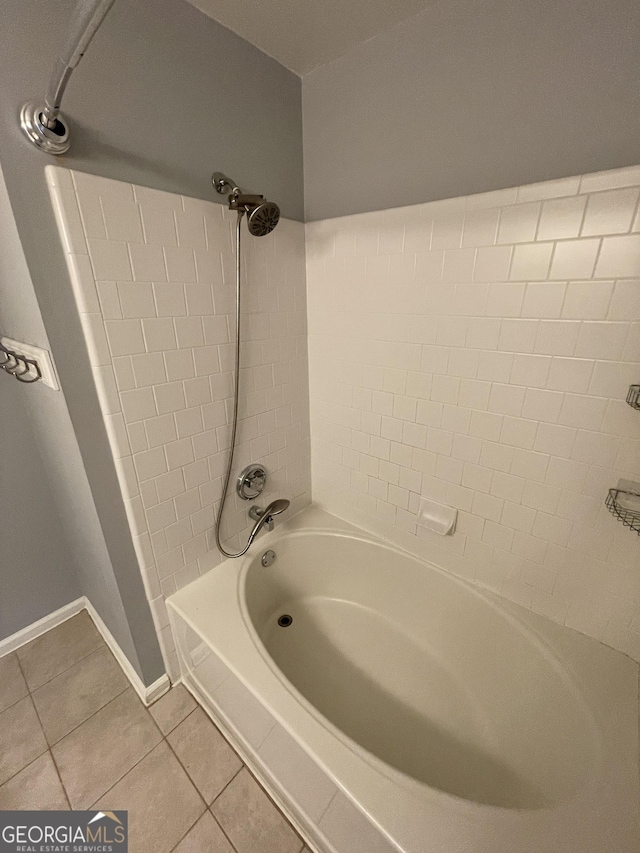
[212,172,280,236]
[246,200,280,236]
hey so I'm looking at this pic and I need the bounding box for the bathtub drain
[278,614,293,627]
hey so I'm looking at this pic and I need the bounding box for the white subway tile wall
[306,165,640,662]
[47,164,640,669]
[47,167,311,676]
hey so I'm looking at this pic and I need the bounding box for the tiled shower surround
[48,164,640,672]
[307,166,640,662]
[47,167,311,677]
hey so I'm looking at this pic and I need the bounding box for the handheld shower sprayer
[213,172,280,236]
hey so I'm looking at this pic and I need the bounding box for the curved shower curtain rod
[20,0,116,155]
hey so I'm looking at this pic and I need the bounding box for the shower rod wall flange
[20,0,115,155]
[20,102,71,155]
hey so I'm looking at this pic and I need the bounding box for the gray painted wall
[0,159,81,639]
[303,0,640,221]
[0,0,302,684]
[0,164,159,677]
[4,0,303,221]
[0,380,81,640]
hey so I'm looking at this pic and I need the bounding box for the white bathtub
[167,507,639,853]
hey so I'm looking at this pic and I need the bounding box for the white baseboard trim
[83,599,170,706]
[0,598,85,657]
[0,597,170,707]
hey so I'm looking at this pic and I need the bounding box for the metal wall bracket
[0,337,59,389]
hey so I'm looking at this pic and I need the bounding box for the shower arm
[213,173,241,196]
[212,174,269,215]
[20,0,115,154]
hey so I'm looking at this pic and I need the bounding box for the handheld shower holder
[248,504,275,531]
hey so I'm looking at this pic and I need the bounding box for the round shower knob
[237,463,267,500]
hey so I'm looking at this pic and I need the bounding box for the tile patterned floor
[0,613,313,853]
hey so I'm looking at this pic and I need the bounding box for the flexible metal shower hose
[213,210,253,558]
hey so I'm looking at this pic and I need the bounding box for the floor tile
[167,707,242,803]
[0,653,28,713]
[149,684,196,734]
[173,811,234,853]
[17,611,103,690]
[0,753,69,810]
[32,645,129,744]
[93,741,205,853]
[212,768,303,853]
[0,696,48,785]
[53,689,162,808]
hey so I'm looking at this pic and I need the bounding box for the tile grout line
[0,653,29,715]
[111,711,213,852]
[72,689,168,810]
[46,747,73,811]
[0,677,69,809]
[20,639,106,695]
[208,740,307,850]
[12,651,71,809]
[161,705,249,852]
[0,748,71,810]
[80,701,211,837]
[208,809,240,853]
[11,627,302,848]
[62,685,162,802]
[165,805,210,853]
[40,680,132,751]
[10,626,153,807]
[161,726,211,812]
[0,735,48,791]
[87,737,169,811]
[163,695,303,850]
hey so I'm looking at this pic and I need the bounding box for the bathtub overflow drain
[261,549,276,567]
[278,614,293,627]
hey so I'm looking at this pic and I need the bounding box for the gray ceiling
[186,0,436,75]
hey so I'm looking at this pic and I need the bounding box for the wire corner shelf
[606,488,640,536]
[627,385,640,411]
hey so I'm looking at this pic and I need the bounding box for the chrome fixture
[237,463,266,501]
[248,500,290,536]
[213,173,282,558]
[213,172,280,237]
[20,0,115,154]
[261,550,276,568]
[248,499,290,532]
